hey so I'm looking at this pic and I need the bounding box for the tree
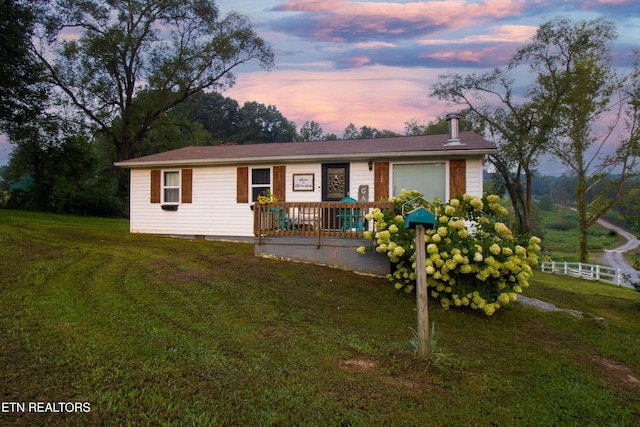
[31,0,274,195]
[178,91,242,145]
[0,0,46,130]
[343,123,359,139]
[237,101,297,143]
[297,120,324,141]
[613,181,640,232]
[519,19,640,261]
[404,115,473,136]
[342,123,400,139]
[4,111,118,214]
[432,68,556,236]
[139,96,211,156]
[430,18,636,243]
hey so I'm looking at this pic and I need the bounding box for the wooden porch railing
[253,201,395,245]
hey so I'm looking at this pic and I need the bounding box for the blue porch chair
[270,207,296,231]
[339,197,365,233]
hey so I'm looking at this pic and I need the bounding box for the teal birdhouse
[404,207,435,230]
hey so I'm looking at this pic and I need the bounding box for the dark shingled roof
[115,131,497,168]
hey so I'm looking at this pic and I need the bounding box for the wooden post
[414,225,429,356]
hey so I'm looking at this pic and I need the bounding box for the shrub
[549,221,574,231]
[358,190,541,316]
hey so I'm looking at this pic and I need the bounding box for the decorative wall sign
[358,185,369,202]
[293,174,314,191]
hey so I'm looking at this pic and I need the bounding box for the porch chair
[270,206,296,232]
[339,196,365,233]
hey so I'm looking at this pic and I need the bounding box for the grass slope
[1,210,639,426]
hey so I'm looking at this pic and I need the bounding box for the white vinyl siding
[127,157,485,238]
[464,158,484,197]
[348,162,375,201]
[130,166,252,237]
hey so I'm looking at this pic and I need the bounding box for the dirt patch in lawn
[339,358,377,372]
[589,355,640,394]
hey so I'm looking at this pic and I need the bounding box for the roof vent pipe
[445,113,464,146]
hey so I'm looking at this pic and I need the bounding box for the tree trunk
[576,176,589,262]
[524,170,533,234]
[492,158,530,235]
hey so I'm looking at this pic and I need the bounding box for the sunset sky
[0,0,638,167]
[216,0,639,137]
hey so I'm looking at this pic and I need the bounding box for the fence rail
[539,261,640,288]
[253,201,395,246]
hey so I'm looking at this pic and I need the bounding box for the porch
[253,201,396,276]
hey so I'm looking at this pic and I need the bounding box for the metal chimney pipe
[445,113,463,146]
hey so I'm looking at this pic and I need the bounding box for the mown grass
[1,209,639,426]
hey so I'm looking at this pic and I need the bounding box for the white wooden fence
[539,262,640,288]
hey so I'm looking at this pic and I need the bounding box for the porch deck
[253,201,396,276]
[253,201,395,243]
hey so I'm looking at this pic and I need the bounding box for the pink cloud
[272,0,347,12]
[223,66,451,136]
[422,48,499,64]
[419,25,537,45]
[341,56,372,67]
[355,41,397,48]
[590,0,632,4]
[272,0,529,43]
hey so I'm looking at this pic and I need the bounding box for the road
[593,217,639,275]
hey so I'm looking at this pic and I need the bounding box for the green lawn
[1,209,639,426]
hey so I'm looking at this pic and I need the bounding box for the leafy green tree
[431,18,639,247]
[343,123,359,139]
[5,113,122,214]
[358,126,378,139]
[372,129,402,138]
[140,109,210,156]
[31,0,274,196]
[521,19,639,261]
[343,123,400,139]
[404,115,473,136]
[432,68,554,236]
[178,91,243,145]
[0,0,46,130]
[611,181,640,232]
[297,120,324,141]
[237,101,297,143]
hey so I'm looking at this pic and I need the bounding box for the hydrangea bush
[357,190,541,316]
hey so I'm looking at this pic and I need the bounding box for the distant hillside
[483,171,640,233]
